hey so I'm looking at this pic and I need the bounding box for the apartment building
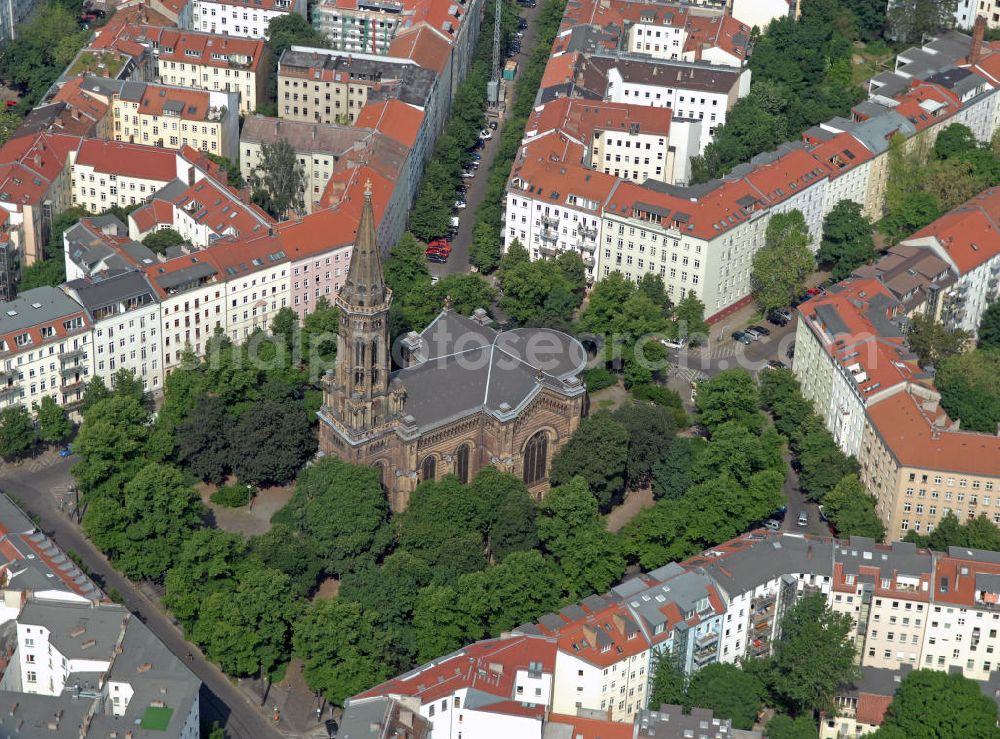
[109,80,239,160]
[349,531,1000,739]
[64,214,159,282]
[524,98,691,185]
[852,243,957,324]
[240,115,371,213]
[793,278,929,458]
[558,0,750,68]
[70,139,186,212]
[146,252,226,373]
[63,270,164,392]
[6,599,200,738]
[212,235,289,342]
[897,187,1000,338]
[94,24,269,115]
[312,0,404,55]
[190,0,306,38]
[730,0,798,30]
[859,387,1000,539]
[0,287,92,413]
[276,47,435,126]
[598,57,750,157]
[0,131,82,267]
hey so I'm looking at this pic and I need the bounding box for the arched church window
[456,444,471,484]
[523,432,548,486]
[421,455,437,482]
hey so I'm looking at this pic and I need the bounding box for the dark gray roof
[241,115,372,155]
[151,261,218,291]
[836,538,931,579]
[393,312,587,432]
[684,533,835,596]
[64,270,158,314]
[0,287,86,337]
[339,696,430,739]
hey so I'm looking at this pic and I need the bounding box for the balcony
[576,224,597,241]
[576,239,596,253]
[60,364,85,378]
[0,384,20,401]
[749,637,769,656]
[541,214,559,228]
[60,349,86,364]
[693,645,718,665]
[539,228,558,243]
[538,241,558,257]
[61,378,86,394]
[753,592,776,609]
[695,631,718,648]
[581,253,595,267]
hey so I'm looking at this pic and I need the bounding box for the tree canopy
[822,474,885,540]
[874,669,1000,739]
[818,200,876,279]
[752,210,815,312]
[249,139,305,219]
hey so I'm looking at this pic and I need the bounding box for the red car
[427,238,450,250]
[806,286,822,296]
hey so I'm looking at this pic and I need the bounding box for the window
[523,431,548,486]
[455,444,471,484]
[420,456,436,482]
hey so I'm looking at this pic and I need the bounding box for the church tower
[326,180,399,441]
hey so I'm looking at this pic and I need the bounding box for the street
[432,0,544,277]
[0,455,285,739]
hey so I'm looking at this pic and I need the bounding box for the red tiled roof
[123,83,216,121]
[356,635,557,706]
[546,713,633,739]
[527,97,671,141]
[903,186,1000,274]
[94,23,266,72]
[866,390,1000,479]
[388,25,451,74]
[0,132,83,209]
[130,198,176,232]
[856,693,893,726]
[355,99,424,148]
[74,139,179,181]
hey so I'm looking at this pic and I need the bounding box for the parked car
[743,327,763,340]
[426,253,448,263]
[786,341,795,359]
[59,446,73,458]
[766,359,787,370]
[461,170,476,178]
[659,337,684,349]
[450,216,460,229]
[763,519,781,531]
[748,324,770,336]
[489,121,498,130]
[767,308,791,326]
[797,511,808,527]
[479,129,492,140]
[518,17,528,28]
[731,330,752,345]
[806,286,823,296]
[454,200,467,209]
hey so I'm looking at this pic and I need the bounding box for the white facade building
[189,0,307,38]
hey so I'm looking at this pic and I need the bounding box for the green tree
[176,394,232,484]
[674,292,709,345]
[302,297,339,366]
[766,714,819,739]
[933,124,978,160]
[887,0,956,43]
[228,399,316,485]
[249,139,305,219]
[881,191,942,243]
[613,403,677,489]
[537,477,625,598]
[195,567,300,677]
[796,425,858,501]
[456,550,562,636]
[752,210,815,312]
[248,523,323,599]
[647,651,687,708]
[694,421,782,487]
[73,396,150,500]
[979,301,1000,350]
[0,405,36,460]
[293,598,392,705]
[412,584,481,662]
[470,468,538,560]
[34,396,72,444]
[818,200,876,279]
[936,349,1000,434]
[111,368,147,406]
[384,233,431,293]
[80,376,112,413]
[652,436,700,500]
[772,594,858,716]
[272,457,391,576]
[823,474,885,540]
[875,669,1000,739]
[695,369,761,434]
[142,228,186,255]
[164,528,246,630]
[269,306,298,360]
[85,462,205,581]
[638,272,672,317]
[548,414,629,510]
[686,663,766,730]
[261,14,326,111]
[907,315,970,368]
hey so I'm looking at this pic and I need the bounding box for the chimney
[971,16,986,65]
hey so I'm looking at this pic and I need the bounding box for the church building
[318,182,588,510]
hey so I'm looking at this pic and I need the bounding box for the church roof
[392,311,587,433]
[340,179,386,308]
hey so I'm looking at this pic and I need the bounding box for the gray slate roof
[0,287,86,336]
[393,311,587,433]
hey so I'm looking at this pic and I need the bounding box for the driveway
[0,455,284,739]
[433,1,545,277]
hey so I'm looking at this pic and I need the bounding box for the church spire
[342,179,386,308]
